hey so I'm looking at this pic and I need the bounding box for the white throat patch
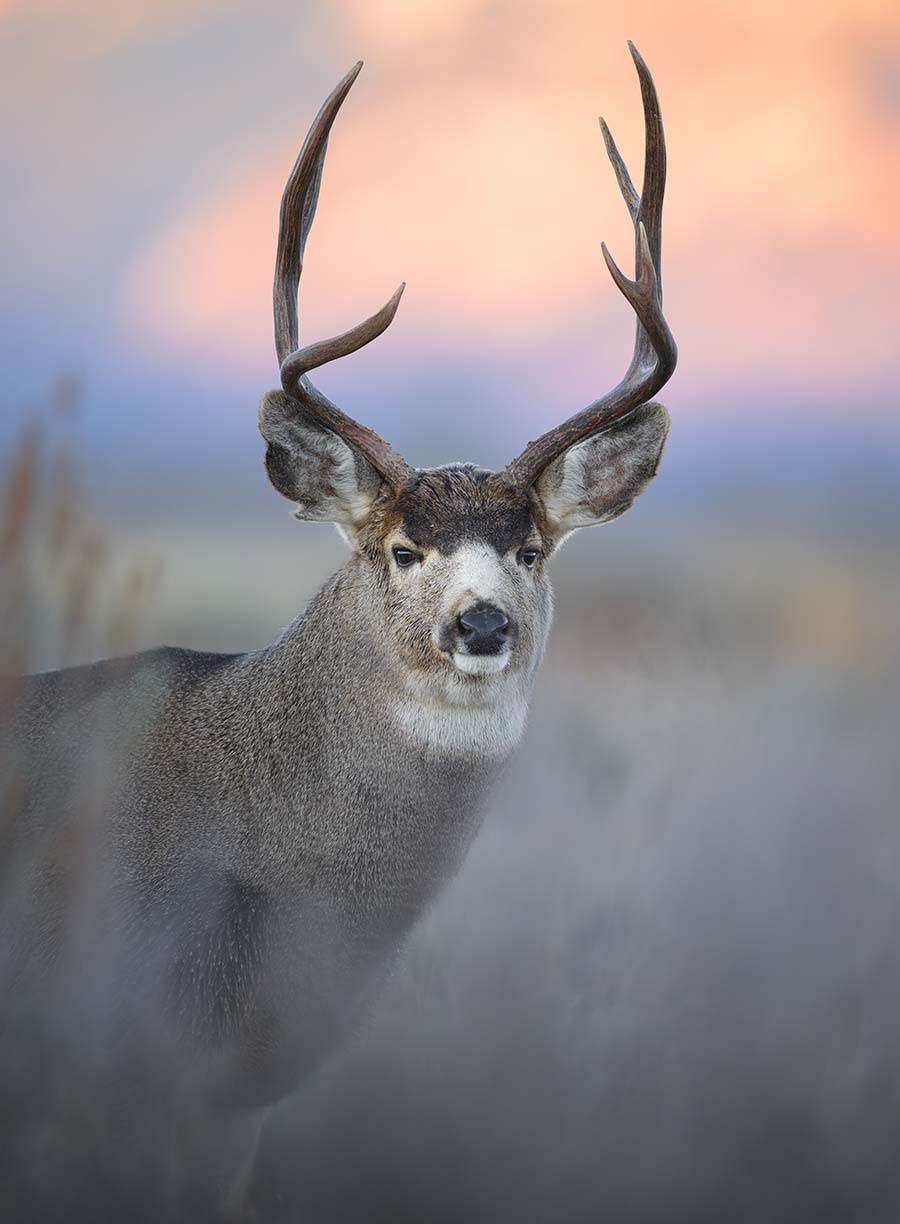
[388,652,529,760]
[391,685,529,759]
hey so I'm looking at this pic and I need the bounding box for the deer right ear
[258,390,384,530]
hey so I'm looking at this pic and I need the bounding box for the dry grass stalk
[0,376,161,679]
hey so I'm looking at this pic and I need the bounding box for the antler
[274,62,412,490]
[505,42,677,488]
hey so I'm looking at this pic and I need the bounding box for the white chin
[452,651,510,676]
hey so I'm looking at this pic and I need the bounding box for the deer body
[0,45,676,1221]
[3,542,537,1218]
[9,540,537,1098]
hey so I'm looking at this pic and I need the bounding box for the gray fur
[0,403,666,1220]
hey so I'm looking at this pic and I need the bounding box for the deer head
[259,45,676,703]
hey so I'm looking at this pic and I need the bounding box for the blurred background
[2,0,900,1219]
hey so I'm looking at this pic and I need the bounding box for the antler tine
[505,42,677,488]
[273,62,412,490]
[598,116,639,223]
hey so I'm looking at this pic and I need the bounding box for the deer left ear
[534,401,670,542]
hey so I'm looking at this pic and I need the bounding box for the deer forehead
[388,465,536,556]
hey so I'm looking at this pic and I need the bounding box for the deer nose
[457,603,510,654]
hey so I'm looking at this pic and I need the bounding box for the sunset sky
[2,0,899,506]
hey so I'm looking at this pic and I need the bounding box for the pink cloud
[120,0,900,413]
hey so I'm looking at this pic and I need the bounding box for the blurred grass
[0,377,160,677]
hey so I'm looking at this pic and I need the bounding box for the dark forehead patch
[395,466,534,555]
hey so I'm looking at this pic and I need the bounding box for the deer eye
[519,548,540,569]
[392,546,422,568]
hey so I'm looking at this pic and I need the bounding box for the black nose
[457,603,510,655]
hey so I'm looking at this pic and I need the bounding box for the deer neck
[227,559,522,929]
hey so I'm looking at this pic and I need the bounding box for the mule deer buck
[0,43,675,1222]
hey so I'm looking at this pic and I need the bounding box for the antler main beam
[505,42,677,488]
[274,62,412,490]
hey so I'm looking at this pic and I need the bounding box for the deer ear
[258,390,384,530]
[534,401,670,542]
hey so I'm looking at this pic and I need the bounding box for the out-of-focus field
[3,407,900,1219]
